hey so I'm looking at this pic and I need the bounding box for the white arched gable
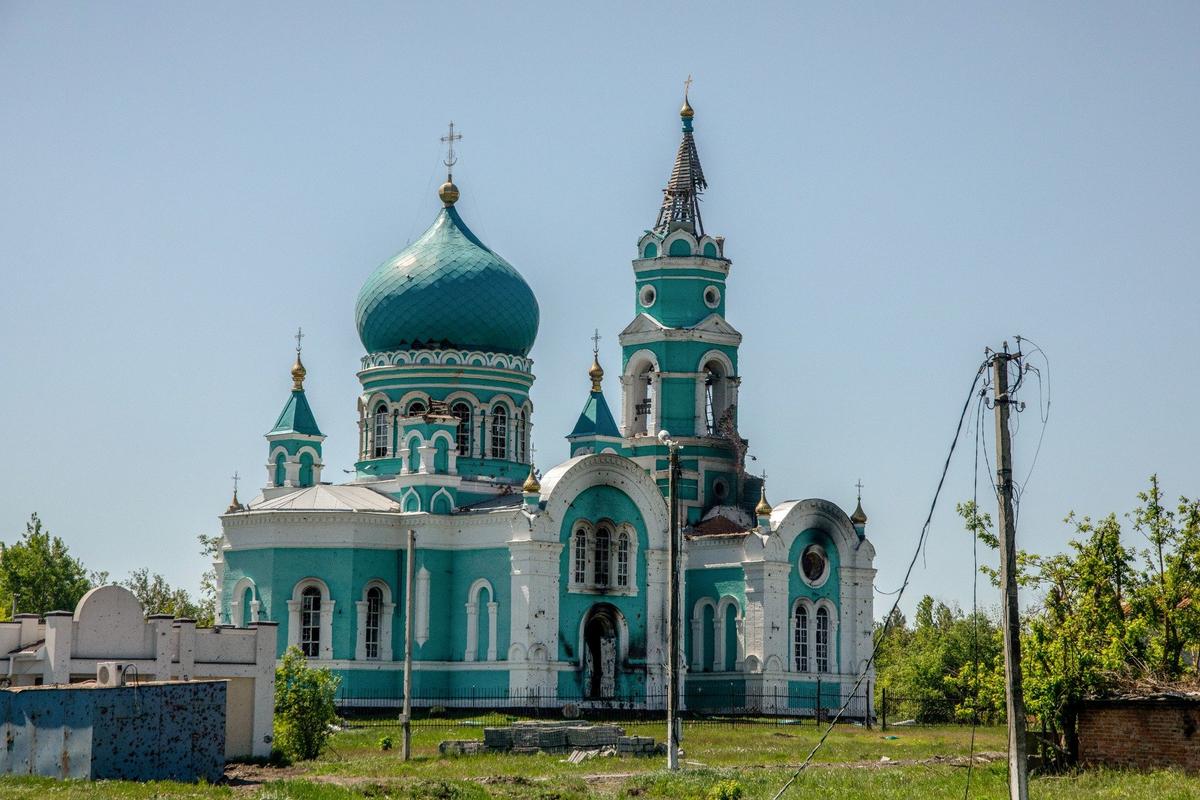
[697,349,735,375]
[429,430,455,449]
[623,349,660,376]
[663,229,698,255]
[465,577,498,662]
[430,488,454,513]
[539,454,669,550]
[487,394,519,414]
[295,445,321,462]
[401,430,426,449]
[444,390,482,411]
[291,577,330,601]
[362,578,392,605]
[268,445,290,463]
[364,392,390,413]
[769,499,873,566]
[399,488,422,513]
[468,577,493,604]
[229,577,259,628]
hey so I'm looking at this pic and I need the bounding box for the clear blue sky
[2,2,1197,618]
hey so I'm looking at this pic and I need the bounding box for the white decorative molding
[359,348,534,374]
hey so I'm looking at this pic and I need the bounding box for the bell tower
[618,89,747,523]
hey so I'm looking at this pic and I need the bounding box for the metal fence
[336,686,879,729]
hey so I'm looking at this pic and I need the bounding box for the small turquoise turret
[566,339,621,457]
[265,337,325,490]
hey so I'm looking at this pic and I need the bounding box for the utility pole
[663,431,682,771]
[992,345,1029,800]
[402,528,416,761]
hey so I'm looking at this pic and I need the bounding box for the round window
[800,545,829,587]
[639,284,657,308]
[703,286,721,309]
[712,478,728,501]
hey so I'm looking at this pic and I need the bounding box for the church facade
[215,95,876,711]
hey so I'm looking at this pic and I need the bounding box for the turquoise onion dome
[355,191,539,356]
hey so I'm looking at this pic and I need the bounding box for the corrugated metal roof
[250,485,399,512]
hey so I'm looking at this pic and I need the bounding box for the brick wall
[1079,697,1200,771]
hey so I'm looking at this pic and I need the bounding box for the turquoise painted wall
[787,528,843,669]
[684,566,746,673]
[556,485,649,699]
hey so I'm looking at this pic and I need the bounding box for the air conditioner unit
[96,662,134,688]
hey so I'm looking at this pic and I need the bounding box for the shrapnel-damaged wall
[0,680,226,782]
[1078,695,1200,772]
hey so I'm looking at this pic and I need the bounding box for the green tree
[197,533,222,626]
[121,568,206,622]
[274,646,341,761]
[0,513,94,618]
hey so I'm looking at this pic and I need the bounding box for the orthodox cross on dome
[441,121,463,178]
[294,326,304,354]
[591,328,602,357]
[683,74,693,99]
[231,470,241,495]
[855,478,864,501]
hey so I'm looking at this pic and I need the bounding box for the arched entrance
[582,604,623,699]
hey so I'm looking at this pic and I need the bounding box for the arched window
[451,402,471,456]
[815,607,830,673]
[573,528,588,585]
[490,405,508,459]
[406,399,426,416]
[794,606,809,672]
[298,451,314,487]
[364,586,382,660]
[273,452,286,487]
[703,360,730,435]
[373,404,390,458]
[634,367,655,435]
[301,586,322,658]
[594,528,611,587]
[616,532,630,587]
[515,410,527,462]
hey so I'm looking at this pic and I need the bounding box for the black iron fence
[336,686,883,729]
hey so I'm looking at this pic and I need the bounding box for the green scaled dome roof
[356,206,540,356]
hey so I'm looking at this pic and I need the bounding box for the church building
[215,93,877,711]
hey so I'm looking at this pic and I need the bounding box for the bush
[379,734,394,751]
[707,780,744,800]
[273,645,341,761]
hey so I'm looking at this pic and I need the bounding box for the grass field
[0,722,1196,799]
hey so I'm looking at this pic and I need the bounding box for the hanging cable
[770,358,989,800]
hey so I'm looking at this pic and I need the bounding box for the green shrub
[378,734,394,751]
[273,645,342,761]
[706,780,744,800]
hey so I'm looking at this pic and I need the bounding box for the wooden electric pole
[402,528,416,761]
[665,435,682,771]
[992,346,1029,800]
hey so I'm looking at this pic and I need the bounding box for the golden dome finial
[291,352,307,391]
[755,482,772,517]
[680,74,695,118]
[588,328,605,391]
[438,179,459,207]
[851,478,868,525]
[523,462,541,494]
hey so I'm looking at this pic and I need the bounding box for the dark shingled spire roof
[653,102,707,237]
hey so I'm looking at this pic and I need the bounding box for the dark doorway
[582,604,620,699]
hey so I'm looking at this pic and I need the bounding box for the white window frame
[355,580,395,661]
[286,578,334,660]
[567,520,637,597]
[464,578,498,662]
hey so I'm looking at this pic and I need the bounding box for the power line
[770,359,989,800]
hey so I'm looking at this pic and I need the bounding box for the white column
[486,601,499,662]
[418,443,437,474]
[644,548,667,703]
[415,568,430,647]
[690,616,703,670]
[249,599,260,624]
[249,621,279,758]
[319,600,335,660]
[43,612,73,685]
[381,602,395,661]
[464,601,479,662]
[286,600,300,649]
[355,600,368,660]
